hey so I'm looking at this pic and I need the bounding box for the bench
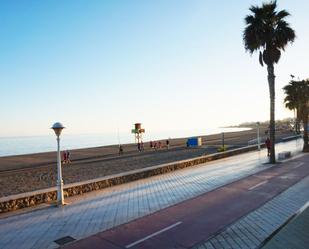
[278,151,291,160]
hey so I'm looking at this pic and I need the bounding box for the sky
[0,0,308,137]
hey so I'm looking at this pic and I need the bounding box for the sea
[0,127,251,157]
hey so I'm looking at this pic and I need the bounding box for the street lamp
[51,122,65,206]
[256,122,261,150]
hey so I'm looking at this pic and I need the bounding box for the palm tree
[283,80,309,152]
[243,1,295,163]
[283,80,301,133]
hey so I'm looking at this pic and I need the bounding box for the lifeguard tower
[131,123,145,144]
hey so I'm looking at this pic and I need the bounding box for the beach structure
[131,123,145,144]
[186,137,202,147]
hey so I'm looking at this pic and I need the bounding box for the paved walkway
[0,140,304,249]
[260,204,309,249]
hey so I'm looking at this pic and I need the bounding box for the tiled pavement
[0,140,304,249]
[261,204,309,249]
[192,167,309,249]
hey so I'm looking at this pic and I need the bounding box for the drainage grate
[54,236,76,245]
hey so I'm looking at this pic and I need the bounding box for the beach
[0,127,294,197]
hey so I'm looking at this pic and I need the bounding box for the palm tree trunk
[303,111,309,152]
[294,109,297,133]
[267,64,276,163]
[296,109,301,133]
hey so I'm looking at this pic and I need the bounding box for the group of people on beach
[149,140,170,150]
[118,139,171,155]
[62,150,71,164]
[137,140,170,152]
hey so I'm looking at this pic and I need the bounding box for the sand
[0,127,294,197]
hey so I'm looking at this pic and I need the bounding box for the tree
[243,1,295,163]
[283,80,309,152]
[283,80,301,133]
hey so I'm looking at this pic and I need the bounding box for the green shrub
[217,145,228,152]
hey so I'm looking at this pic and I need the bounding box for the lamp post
[221,132,225,149]
[51,122,65,206]
[256,122,261,150]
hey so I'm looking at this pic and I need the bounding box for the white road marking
[248,180,268,191]
[125,221,182,248]
[294,162,304,169]
[279,174,295,179]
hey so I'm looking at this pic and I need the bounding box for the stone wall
[0,144,264,213]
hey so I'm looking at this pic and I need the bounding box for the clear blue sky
[0,0,308,137]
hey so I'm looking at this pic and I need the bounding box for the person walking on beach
[141,141,144,151]
[150,141,153,149]
[265,137,271,157]
[62,151,67,164]
[137,142,141,152]
[119,145,123,155]
[166,139,170,150]
[66,150,71,164]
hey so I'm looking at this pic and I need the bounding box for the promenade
[0,139,307,249]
